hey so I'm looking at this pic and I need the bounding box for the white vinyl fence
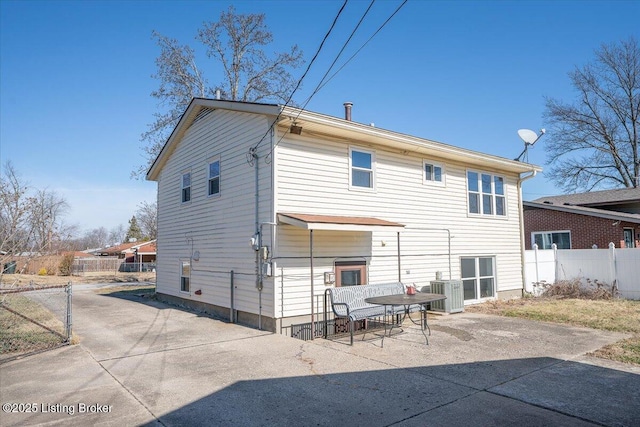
[524,243,640,300]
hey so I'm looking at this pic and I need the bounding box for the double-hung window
[208,157,220,197]
[181,172,191,203]
[467,171,505,216]
[349,147,375,189]
[423,161,444,185]
[180,260,190,292]
[461,256,496,301]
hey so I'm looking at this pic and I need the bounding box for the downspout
[397,232,401,282]
[310,230,315,340]
[518,170,537,295]
[252,147,262,330]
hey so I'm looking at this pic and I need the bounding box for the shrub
[543,278,616,300]
[58,254,75,276]
[37,268,47,276]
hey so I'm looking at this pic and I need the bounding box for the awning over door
[278,212,405,339]
[277,213,405,232]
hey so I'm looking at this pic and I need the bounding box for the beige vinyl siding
[274,133,524,298]
[155,108,274,316]
[273,228,371,317]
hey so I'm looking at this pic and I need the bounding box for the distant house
[99,240,157,266]
[146,98,541,333]
[523,188,640,250]
[63,251,99,259]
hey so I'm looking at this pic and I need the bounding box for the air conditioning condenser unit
[430,280,464,313]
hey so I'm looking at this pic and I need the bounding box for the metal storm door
[333,262,367,333]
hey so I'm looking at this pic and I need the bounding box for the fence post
[608,242,617,294]
[552,243,558,282]
[533,243,539,287]
[65,281,73,343]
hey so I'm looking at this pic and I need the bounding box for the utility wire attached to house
[264,0,408,164]
[247,0,349,161]
[306,0,407,99]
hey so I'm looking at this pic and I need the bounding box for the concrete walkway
[1,285,639,426]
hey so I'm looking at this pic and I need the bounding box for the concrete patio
[1,285,639,426]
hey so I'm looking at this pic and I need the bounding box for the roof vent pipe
[344,102,353,121]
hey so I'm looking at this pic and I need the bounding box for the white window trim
[207,156,221,198]
[623,228,635,248]
[461,256,497,303]
[181,170,192,204]
[180,259,191,294]
[348,146,376,191]
[531,230,572,249]
[466,170,507,218]
[423,160,445,186]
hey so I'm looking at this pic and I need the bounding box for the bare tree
[1,162,71,282]
[108,224,126,247]
[81,227,110,250]
[65,227,109,252]
[0,162,34,258]
[543,37,640,191]
[136,6,304,176]
[197,6,304,103]
[136,201,157,240]
[137,32,208,177]
[29,188,70,254]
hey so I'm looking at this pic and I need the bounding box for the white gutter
[280,107,540,174]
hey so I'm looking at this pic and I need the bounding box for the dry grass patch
[94,285,156,296]
[466,297,640,365]
[1,272,156,288]
[592,337,640,365]
[0,293,68,358]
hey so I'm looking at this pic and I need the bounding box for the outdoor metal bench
[323,282,421,345]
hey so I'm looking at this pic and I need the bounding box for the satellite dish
[518,129,539,145]
[514,128,546,162]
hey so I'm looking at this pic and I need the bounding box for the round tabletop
[365,293,446,305]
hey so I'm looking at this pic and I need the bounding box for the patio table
[364,293,446,347]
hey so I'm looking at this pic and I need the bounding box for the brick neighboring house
[523,188,640,250]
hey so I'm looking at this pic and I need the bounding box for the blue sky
[1,0,639,233]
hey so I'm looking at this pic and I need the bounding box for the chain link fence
[0,283,72,363]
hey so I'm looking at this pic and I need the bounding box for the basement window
[180,260,190,293]
[461,256,496,301]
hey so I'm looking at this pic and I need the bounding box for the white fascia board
[280,107,541,175]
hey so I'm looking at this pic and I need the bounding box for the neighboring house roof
[99,240,157,256]
[534,188,640,207]
[63,251,98,258]
[100,242,138,255]
[147,98,541,181]
[523,201,640,224]
[134,241,157,255]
